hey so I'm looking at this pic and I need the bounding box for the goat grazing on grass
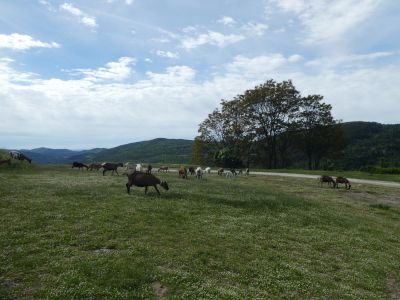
[72,162,88,170]
[102,162,123,176]
[245,168,249,176]
[188,166,195,176]
[225,170,236,178]
[146,164,152,174]
[195,167,203,179]
[0,159,11,166]
[158,166,169,173]
[179,166,188,179]
[336,176,351,189]
[88,163,102,171]
[126,171,169,195]
[319,175,336,188]
[205,167,211,174]
[9,151,32,164]
[217,168,224,176]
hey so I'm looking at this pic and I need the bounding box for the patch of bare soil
[388,277,400,299]
[152,281,168,299]
[348,191,400,206]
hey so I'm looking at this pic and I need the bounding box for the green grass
[1,164,400,299]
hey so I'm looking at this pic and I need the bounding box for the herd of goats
[1,150,352,195]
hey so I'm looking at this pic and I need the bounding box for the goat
[72,162,88,170]
[102,162,123,176]
[158,166,169,173]
[9,151,32,164]
[217,168,224,176]
[319,175,336,188]
[205,167,211,174]
[195,167,203,179]
[225,170,235,178]
[146,164,152,174]
[245,168,249,176]
[336,176,351,189]
[188,166,195,176]
[126,171,169,195]
[124,162,136,171]
[136,163,143,172]
[88,163,102,171]
[178,166,188,179]
[0,159,11,166]
[237,169,243,175]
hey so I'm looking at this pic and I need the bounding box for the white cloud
[144,58,153,63]
[156,50,179,59]
[107,0,134,4]
[72,57,136,82]
[306,51,394,67]
[60,3,97,28]
[267,0,382,43]
[181,31,245,50]
[0,33,60,50]
[217,16,236,26]
[241,22,269,36]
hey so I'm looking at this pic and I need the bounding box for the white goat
[195,167,203,179]
[136,163,143,172]
[205,167,211,174]
[225,170,235,178]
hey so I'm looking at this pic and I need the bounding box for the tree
[242,80,301,168]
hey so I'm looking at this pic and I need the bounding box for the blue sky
[0,0,399,149]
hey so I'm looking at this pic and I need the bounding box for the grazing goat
[88,163,102,171]
[126,171,169,195]
[237,169,243,175]
[0,159,11,166]
[205,167,211,174]
[188,166,195,176]
[146,164,152,174]
[225,170,235,178]
[245,168,249,176]
[179,166,188,179]
[195,167,203,179]
[102,162,123,176]
[9,151,32,164]
[158,166,169,173]
[72,162,88,170]
[217,168,224,176]
[124,162,135,171]
[319,175,336,188]
[336,176,351,189]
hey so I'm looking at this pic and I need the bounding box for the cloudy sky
[0,0,399,149]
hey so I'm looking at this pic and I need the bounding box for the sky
[0,0,399,149]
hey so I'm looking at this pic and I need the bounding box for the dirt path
[166,169,400,188]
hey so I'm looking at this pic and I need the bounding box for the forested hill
[339,121,400,169]
[71,138,193,164]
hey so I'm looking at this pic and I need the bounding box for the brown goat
[319,175,336,188]
[178,166,188,179]
[158,166,169,173]
[126,171,169,195]
[88,163,102,171]
[217,168,224,176]
[336,176,351,189]
[0,159,11,166]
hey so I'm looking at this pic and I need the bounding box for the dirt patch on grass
[388,277,400,299]
[152,281,168,299]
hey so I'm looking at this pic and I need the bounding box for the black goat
[102,162,123,176]
[126,171,169,195]
[72,162,88,170]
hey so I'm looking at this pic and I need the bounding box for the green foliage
[359,166,400,174]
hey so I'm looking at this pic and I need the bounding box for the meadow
[1,165,399,299]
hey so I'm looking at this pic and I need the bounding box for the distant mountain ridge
[12,138,193,164]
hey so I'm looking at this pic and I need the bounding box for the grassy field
[1,164,400,299]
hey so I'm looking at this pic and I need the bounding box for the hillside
[15,148,106,164]
[339,122,400,169]
[85,138,193,164]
